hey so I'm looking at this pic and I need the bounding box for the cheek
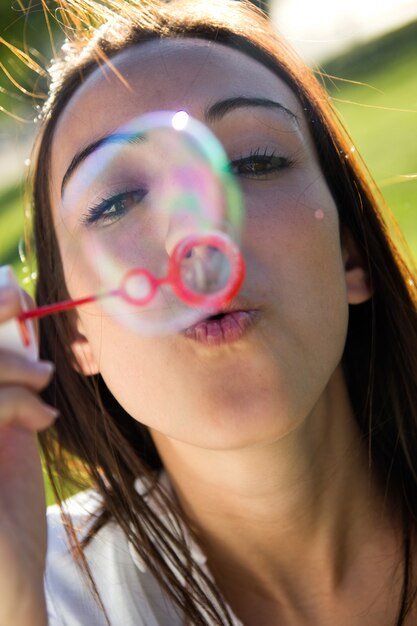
[243,170,344,289]
[54,216,99,300]
[243,172,349,380]
[78,311,179,427]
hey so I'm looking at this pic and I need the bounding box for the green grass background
[0,21,416,503]
[321,20,417,261]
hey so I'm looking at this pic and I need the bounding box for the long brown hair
[28,0,417,624]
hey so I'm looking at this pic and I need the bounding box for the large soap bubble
[46,110,245,335]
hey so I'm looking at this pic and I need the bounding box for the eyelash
[81,188,148,227]
[81,148,293,227]
[230,147,294,178]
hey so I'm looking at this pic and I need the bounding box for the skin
[0,289,55,626]
[46,40,410,625]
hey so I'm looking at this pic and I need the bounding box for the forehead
[51,39,303,188]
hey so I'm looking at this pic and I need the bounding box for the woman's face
[50,39,362,450]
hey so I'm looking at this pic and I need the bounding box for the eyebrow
[204,96,299,125]
[61,96,298,195]
[61,133,146,196]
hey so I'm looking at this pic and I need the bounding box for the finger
[0,286,24,323]
[0,354,54,391]
[0,387,59,432]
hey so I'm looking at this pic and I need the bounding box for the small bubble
[30,272,37,281]
[350,146,356,153]
[314,209,325,221]
[18,238,27,264]
[24,158,31,167]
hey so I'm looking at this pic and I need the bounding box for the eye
[82,189,148,227]
[230,148,293,179]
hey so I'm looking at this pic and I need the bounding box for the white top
[45,474,243,626]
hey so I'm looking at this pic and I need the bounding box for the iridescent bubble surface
[59,111,245,334]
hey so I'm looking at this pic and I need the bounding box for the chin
[166,397,300,451]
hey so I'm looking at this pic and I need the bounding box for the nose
[164,205,204,257]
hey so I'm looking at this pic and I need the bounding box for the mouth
[182,306,260,346]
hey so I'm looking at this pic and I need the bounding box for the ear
[70,324,99,377]
[341,228,373,305]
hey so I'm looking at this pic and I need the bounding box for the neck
[150,366,402,621]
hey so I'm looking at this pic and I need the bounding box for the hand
[0,283,57,626]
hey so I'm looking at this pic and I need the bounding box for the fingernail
[0,286,18,304]
[43,404,60,420]
[0,266,15,289]
[35,361,55,375]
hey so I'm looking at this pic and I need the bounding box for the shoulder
[45,487,182,626]
[46,489,125,625]
[47,488,101,551]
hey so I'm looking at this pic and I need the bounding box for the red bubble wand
[17,232,245,346]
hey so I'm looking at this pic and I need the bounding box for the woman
[0,0,416,624]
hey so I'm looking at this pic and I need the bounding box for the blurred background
[0,0,416,278]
